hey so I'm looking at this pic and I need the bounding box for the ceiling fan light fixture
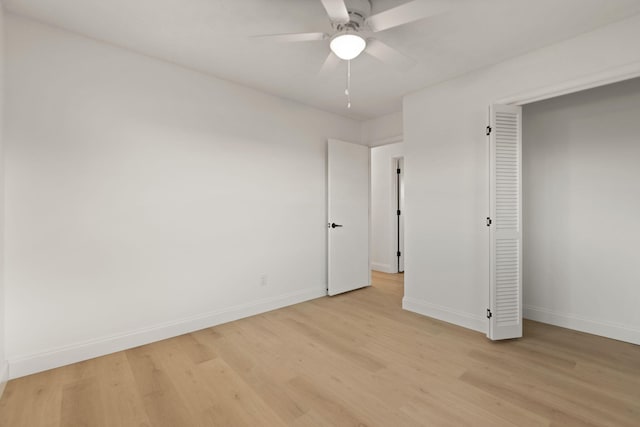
[330,33,366,60]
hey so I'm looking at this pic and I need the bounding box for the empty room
[0,0,639,426]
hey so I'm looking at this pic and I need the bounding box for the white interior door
[488,104,523,340]
[328,139,370,296]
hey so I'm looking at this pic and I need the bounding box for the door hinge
[486,126,492,136]
[486,217,492,227]
[397,251,401,257]
[487,309,493,319]
[397,168,401,174]
[397,210,401,216]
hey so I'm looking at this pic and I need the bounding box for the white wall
[403,14,640,337]
[362,111,402,147]
[523,77,640,344]
[0,1,7,393]
[4,14,362,378]
[371,142,404,273]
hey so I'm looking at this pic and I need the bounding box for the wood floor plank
[195,357,288,426]
[1,271,639,426]
[290,408,334,427]
[460,366,621,427]
[60,376,105,427]
[93,352,152,427]
[173,333,218,365]
[124,345,195,427]
[0,369,64,427]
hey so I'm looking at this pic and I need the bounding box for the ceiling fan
[255,0,456,74]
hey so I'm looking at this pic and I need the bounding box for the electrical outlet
[260,274,268,287]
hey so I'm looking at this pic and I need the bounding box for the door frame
[391,156,404,273]
[495,61,640,107]
[487,60,640,338]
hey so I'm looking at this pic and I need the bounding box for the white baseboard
[371,262,396,274]
[524,305,640,345]
[9,287,326,379]
[0,362,9,399]
[402,297,485,333]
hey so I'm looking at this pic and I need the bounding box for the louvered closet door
[488,104,523,340]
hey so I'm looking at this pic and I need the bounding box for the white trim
[402,297,485,333]
[369,134,403,148]
[392,156,404,274]
[496,60,640,106]
[524,306,640,346]
[8,287,325,379]
[0,362,9,399]
[368,144,372,288]
[371,262,395,274]
[390,156,399,274]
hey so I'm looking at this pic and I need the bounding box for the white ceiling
[5,0,640,120]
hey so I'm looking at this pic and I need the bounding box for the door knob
[331,223,343,228]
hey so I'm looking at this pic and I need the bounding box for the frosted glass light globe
[330,34,366,60]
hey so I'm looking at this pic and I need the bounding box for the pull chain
[345,60,352,109]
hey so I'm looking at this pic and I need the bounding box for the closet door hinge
[486,217,492,227]
[487,309,493,319]
[486,126,492,135]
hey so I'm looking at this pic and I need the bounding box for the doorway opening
[395,158,404,273]
[370,142,404,298]
[487,76,640,344]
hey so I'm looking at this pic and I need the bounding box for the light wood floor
[1,271,639,426]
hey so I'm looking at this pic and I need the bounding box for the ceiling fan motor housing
[333,0,372,31]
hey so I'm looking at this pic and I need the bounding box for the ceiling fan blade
[364,39,416,71]
[252,32,329,42]
[319,52,341,76]
[320,0,350,24]
[366,0,454,32]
